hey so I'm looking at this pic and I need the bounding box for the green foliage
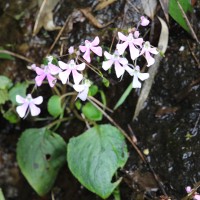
[47,95,62,117]
[88,85,98,96]
[0,188,5,200]
[102,77,110,87]
[8,82,28,105]
[17,128,66,196]
[0,89,9,105]
[67,124,128,199]
[3,109,19,123]
[114,82,132,110]
[0,48,14,60]
[169,0,192,33]
[0,75,13,90]
[82,102,103,121]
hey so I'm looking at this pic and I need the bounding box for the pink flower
[73,80,91,101]
[68,46,74,55]
[140,16,150,26]
[186,186,200,200]
[125,65,149,88]
[102,50,128,78]
[140,41,158,66]
[58,59,85,84]
[79,36,102,63]
[16,94,43,118]
[117,32,143,60]
[35,63,61,87]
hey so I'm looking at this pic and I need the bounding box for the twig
[89,96,113,113]
[0,50,33,63]
[187,40,200,68]
[46,15,72,56]
[176,0,199,43]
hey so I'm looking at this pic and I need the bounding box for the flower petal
[194,194,200,200]
[118,32,127,41]
[35,67,44,75]
[185,186,192,193]
[76,63,85,71]
[91,46,102,56]
[35,74,46,86]
[79,45,87,53]
[58,61,68,70]
[102,60,114,71]
[16,103,29,118]
[145,51,155,66]
[73,84,85,92]
[132,75,141,88]
[149,47,159,55]
[16,95,26,104]
[48,63,61,75]
[137,72,149,81]
[91,36,100,46]
[83,49,91,63]
[59,70,71,84]
[29,103,41,116]
[77,87,89,101]
[129,43,140,60]
[124,65,134,75]
[117,42,128,55]
[141,16,150,26]
[133,38,143,47]
[114,61,125,78]
[32,96,43,105]
[119,57,128,65]
[47,74,56,87]
[72,70,83,84]
[104,51,112,59]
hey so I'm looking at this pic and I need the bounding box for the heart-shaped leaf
[17,128,66,196]
[47,95,62,117]
[67,124,128,199]
[82,102,103,121]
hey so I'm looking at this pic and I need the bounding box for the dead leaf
[133,17,169,120]
[94,0,116,11]
[80,7,114,28]
[33,0,61,36]
[141,0,157,19]
[159,0,169,22]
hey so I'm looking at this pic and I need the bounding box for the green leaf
[67,124,128,199]
[102,77,110,87]
[169,0,192,33]
[114,82,132,110]
[82,102,102,121]
[88,85,98,96]
[75,99,82,110]
[0,89,9,105]
[0,188,5,200]
[0,75,12,90]
[0,47,14,60]
[17,128,66,196]
[47,95,62,117]
[3,109,19,123]
[8,82,28,105]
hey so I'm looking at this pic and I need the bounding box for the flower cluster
[186,186,200,200]
[16,16,158,118]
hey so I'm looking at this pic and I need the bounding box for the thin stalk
[46,117,71,129]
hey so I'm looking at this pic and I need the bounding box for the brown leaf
[80,7,114,28]
[159,0,169,22]
[133,17,169,120]
[141,0,157,19]
[94,0,117,11]
[33,0,60,36]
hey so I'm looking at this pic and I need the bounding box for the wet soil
[0,0,200,200]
